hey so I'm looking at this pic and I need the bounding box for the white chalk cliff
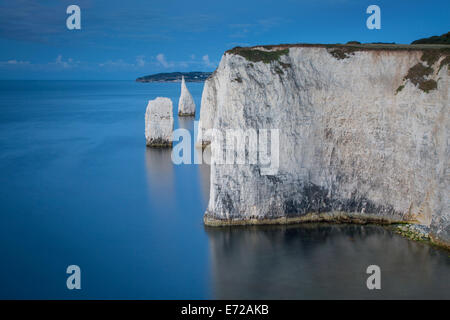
[198,44,450,247]
[145,97,174,147]
[178,76,196,116]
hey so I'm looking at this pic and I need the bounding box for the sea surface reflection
[206,224,450,299]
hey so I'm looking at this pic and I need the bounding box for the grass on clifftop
[227,47,289,64]
[412,32,450,45]
[397,49,449,94]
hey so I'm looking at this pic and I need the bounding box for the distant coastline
[136,72,212,83]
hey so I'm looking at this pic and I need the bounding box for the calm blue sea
[0,81,448,299]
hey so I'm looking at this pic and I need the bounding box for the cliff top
[226,42,450,55]
[227,32,450,53]
[225,43,450,67]
[226,33,450,54]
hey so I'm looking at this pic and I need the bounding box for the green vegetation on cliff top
[227,32,450,64]
[227,47,289,64]
[411,32,450,45]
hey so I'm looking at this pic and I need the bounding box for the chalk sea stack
[145,97,174,147]
[178,76,196,116]
[199,43,450,248]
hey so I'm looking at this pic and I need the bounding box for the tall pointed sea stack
[145,97,174,147]
[178,76,196,116]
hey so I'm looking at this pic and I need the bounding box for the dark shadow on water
[205,223,450,299]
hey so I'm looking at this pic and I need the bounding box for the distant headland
[136,72,212,83]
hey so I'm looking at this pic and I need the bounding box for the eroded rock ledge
[198,43,449,247]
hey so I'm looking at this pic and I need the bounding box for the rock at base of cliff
[178,76,196,116]
[145,97,174,147]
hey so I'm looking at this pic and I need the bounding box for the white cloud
[53,55,73,68]
[136,55,146,67]
[150,54,216,70]
[202,54,215,68]
[99,55,148,69]
[99,59,134,68]
[156,53,173,68]
[0,53,217,74]
[5,60,30,65]
[0,55,80,72]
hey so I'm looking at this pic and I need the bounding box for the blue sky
[0,0,448,80]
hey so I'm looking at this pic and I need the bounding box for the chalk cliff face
[178,76,196,116]
[198,44,449,247]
